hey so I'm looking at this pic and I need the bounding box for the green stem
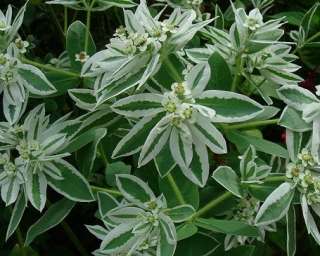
[224,118,279,131]
[60,221,90,256]
[99,144,108,169]
[91,185,122,196]
[231,54,243,92]
[84,0,95,52]
[45,200,89,256]
[64,7,68,36]
[167,174,186,205]
[192,191,232,219]
[48,6,65,46]
[21,57,79,78]
[293,31,320,54]
[162,57,183,82]
[16,227,26,256]
[264,175,287,182]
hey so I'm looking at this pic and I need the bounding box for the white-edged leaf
[97,192,119,219]
[18,64,57,95]
[212,166,243,197]
[6,192,27,241]
[26,170,47,212]
[277,85,319,111]
[164,205,195,223]
[255,182,295,226]
[138,117,171,167]
[112,113,164,158]
[187,62,210,97]
[301,195,320,245]
[190,114,227,154]
[286,130,302,162]
[86,225,109,241]
[47,159,94,202]
[107,206,145,224]
[111,93,164,118]
[197,90,264,123]
[100,223,136,253]
[286,205,296,256]
[116,174,155,204]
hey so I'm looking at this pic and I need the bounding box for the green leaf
[116,174,155,204]
[176,223,198,241]
[68,88,96,111]
[97,192,118,218]
[255,182,295,226]
[46,71,80,96]
[105,161,131,187]
[158,222,176,256]
[154,143,176,178]
[212,166,243,197]
[47,159,94,202]
[286,130,303,163]
[175,232,219,256]
[301,3,320,38]
[208,52,232,90]
[271,12,304,26]
[62,128,107,153]
[226,130,289,158]
[25,199,76,245]
[164,205,195,223]
[195,218,260,237]
[67,21,96,72]
[76,128,107,177]
[112,113,164,158]
[279,106,312,132]
[6,193,27,241]
[286,205,296,256]
[100,223,136,253]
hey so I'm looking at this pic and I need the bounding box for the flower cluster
[79,0,212,106]
[187,5,302,102]
[87,174,194,256]
[225,196,275,250]
[111,63,264,186]
[0,105,93,211]
[286,148,320,205]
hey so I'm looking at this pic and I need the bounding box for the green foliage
[0,0,320,255]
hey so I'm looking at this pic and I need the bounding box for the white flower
[75,51,89,63]
[298,148,315,167]
[244,9,263,31]
[14,38,29,54]
[286,162,303,180]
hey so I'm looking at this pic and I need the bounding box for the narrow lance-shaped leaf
[6,193,27,241]
[25,199,76,245]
